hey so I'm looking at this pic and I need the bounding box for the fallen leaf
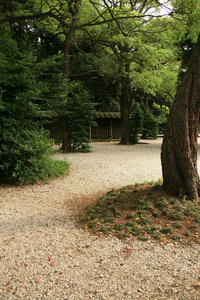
[192,281,200,290]
[117,263,123,267]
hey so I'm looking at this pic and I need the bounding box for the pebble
[1,139,200,299]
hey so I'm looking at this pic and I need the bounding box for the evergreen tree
[0,23,69,185]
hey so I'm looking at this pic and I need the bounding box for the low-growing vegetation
[0,127,70,185]
[77,181,200,244]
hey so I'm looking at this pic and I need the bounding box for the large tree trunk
[120,58,132,144]
[60,39,71,152]
[60,115,71,152]
[161,33,200,200]
[60,0,81,152]
[120,81,132,144]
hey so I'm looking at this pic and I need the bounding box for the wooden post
[109,119,113,142]
[89,125,92,141]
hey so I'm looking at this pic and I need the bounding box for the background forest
[0,0,199,185]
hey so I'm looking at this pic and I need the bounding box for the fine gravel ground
[1,138,200,300]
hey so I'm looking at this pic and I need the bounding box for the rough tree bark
[161,33,200,200]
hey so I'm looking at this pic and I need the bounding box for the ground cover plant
[77,182,200,245]
[0,126,70,185]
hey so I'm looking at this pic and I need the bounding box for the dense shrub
[0,25,69,185]
[0,122,69,185]
[141,112,158,139]
[130,103,144,144]
[65,81,96,152]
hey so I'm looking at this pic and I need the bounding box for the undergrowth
[15,157,70,185]
[77,181,200,245]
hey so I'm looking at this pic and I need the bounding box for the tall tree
[161,32,200,200]
[59,0,82,152]
[161,0,200,199]
[0,22,69,185]
[91,17,180,143]
[1,0,178,148]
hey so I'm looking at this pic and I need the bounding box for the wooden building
[91,112,121,141]
[44,112,123,142]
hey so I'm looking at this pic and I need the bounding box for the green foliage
[130,103,144,144]
[77,181,200,244]
[0,122,69,185]
[162,227,172,234]
[141,112,158,139]
[65,81,96,152]
[36,55,65,111]
[0,23,69,185]
[177,36,196,82]
[173,0,200,41]
[152,103,170,133]
[129,103,159,141]
[0,0,197,181]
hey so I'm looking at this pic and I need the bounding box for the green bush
[0,124,69,185]
[141,112,158,139]
[130,103,143,144]
[152,103,169,134]
[130,105,159,142]
[65,81,96,152]
[0,28,69,185]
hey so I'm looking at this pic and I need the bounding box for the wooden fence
[91,118,121,140]
[44,112,123,142]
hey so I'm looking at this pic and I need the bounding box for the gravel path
[1,138,200,300]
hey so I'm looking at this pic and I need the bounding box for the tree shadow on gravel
[0,214,74,234]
